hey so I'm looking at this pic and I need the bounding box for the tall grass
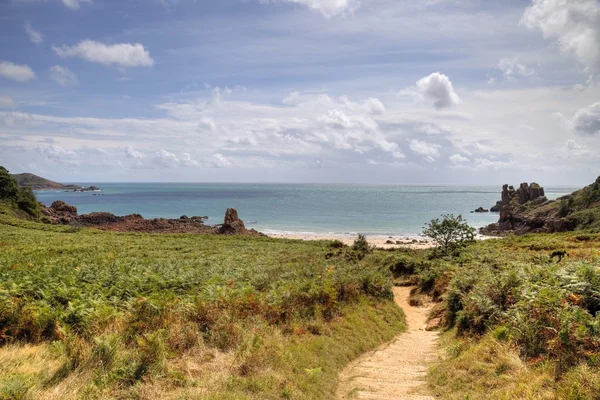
[0,211,404,399]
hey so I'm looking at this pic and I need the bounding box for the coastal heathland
[0,205,405,399]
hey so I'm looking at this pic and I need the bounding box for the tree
[422,214,475,255]
[0,166,41,217]
[0,166,19,200]
[352,234,373,260]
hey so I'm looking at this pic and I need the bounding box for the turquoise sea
[35,184,576,237]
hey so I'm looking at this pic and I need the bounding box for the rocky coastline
[40,200,264,236]
[480,181,578,236]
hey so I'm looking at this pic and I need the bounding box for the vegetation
[554,176,600,230]
[422,214,475,255]
[402,232,600,399]
[0,167,40,218]
[11,172,65,190]
[0,211,404,399]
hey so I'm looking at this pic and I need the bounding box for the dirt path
[337,287,438,400]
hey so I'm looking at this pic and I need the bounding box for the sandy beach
[267,233,436,249]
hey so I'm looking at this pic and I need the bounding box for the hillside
[482,177,600,235]
[11,172,66,190]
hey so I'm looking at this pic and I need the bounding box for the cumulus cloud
[53,40,154,68]
[449,153,469,163]
[0,96,17,109]
[409,139,440,158]
[181,153,200,167]
[154,150,179,167]
[24,21,43,44]
[521,0,600,82]
[260,0,359,18]
[199,117,217,132]
[405,72,460,109]
[37,145,79,165]
[49,65,79,87]
[125,146,144,159]
[572,102,600,135]
[212,153,232,168]
[61,0,91,10]
[474,158,519,171]
[0,61,36,82]
[566,139,587,150]
[498,58,536,80]
[364,97,385,115]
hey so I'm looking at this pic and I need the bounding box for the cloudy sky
[1,0,599,185]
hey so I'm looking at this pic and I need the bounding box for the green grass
[0,211,405,399]
[406,232,600,399]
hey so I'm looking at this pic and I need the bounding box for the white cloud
[199,116,217,132]
[24,21,43,44]
[414,72,460,109]
[498,58,536,80]
[154,150,180,167]
[474,158,519,171]
[0,61,36,82]
[364,97,385,115]
[181,153,200,167]
[565,139,586,150]
[449,153,469,163]
[61,0,91,10]
[0,96,17,109]
[125,146,144,159]
[572,102,600,135]
[521,0,600,82]
[261,0,359,18]
[409,139,439,158]
[37,145,79,165]
[49,65,79,87]
[53,40,154,68]
[212,153,232,168]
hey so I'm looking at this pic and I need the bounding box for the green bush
[422,214,475,256]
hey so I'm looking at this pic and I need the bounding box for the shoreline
[267,233,436,249]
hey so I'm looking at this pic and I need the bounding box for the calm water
[35,184,576,236]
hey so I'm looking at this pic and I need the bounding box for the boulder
[490,201,502,212]
[51,200,77,214]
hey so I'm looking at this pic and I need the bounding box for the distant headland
[12,172,101,192]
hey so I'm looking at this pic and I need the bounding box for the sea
[35,184,576,237]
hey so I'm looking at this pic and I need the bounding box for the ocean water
[35,184,576,237]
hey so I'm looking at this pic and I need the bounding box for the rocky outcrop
[38,201,263,236]
[481,181,570,236]
[217,208,247,235]
[473,207,489,213]
[490,201,502,212]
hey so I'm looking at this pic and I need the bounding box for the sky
[0,0,599,185]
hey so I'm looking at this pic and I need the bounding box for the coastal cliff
[481,177,600,235]
[12,172,100,192]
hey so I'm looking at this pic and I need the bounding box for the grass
[0,209,405,399]
[404,232,600,399]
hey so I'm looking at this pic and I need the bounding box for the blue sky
[1,0,599,184]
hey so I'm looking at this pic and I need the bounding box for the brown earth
[336,286,439,400]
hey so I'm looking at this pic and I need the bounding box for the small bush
[422,214,475,256]
[352,234,373,260]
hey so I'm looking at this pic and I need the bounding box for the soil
[336,286,439,400]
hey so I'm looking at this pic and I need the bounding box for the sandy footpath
[336,286,439,399]
[267,234,436,249]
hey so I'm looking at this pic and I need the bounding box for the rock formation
[217,208,247,234]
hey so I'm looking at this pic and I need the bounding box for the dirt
[337,286,439,400]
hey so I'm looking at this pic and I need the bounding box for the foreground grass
[403,232,600,399]
[0,211,405,399]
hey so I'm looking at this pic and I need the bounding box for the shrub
[352,234,373,260]
[422,214,475,256]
